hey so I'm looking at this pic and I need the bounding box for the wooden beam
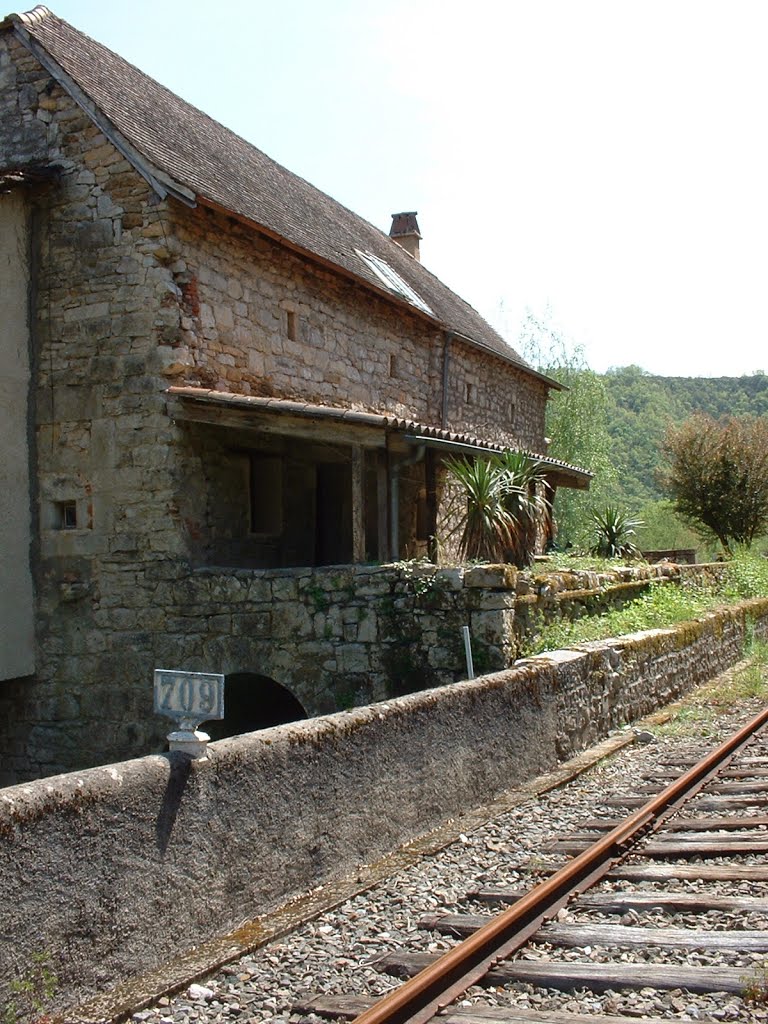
[351,445,365,563]
[425,448,438,562]
[377,454,389,563]
[168,398,387,449]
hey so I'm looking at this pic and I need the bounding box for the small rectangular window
[509,401,516,425]
[56,500,78,530]
[286,310,298,342]
[250,454,283,534]
[465,382,476,405]
[389,353,397,377]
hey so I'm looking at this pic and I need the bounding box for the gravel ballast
[85,680,768,1024]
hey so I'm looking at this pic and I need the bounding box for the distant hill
[602,368,768,511]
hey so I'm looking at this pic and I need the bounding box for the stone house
[0,7,590,781]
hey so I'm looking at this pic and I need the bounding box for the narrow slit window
[465,382,476,405]
[389,353,397,377]
[286,310,298,342]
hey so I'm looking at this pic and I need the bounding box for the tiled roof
[4,6,547,379]
[166,386,593,487]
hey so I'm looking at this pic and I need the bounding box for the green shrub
[722,547,768,599]
[590,505,643,559]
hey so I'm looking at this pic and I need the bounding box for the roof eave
[166,386,592,487]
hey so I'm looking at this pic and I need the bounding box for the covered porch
[166,386,591,569]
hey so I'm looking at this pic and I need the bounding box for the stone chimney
[389,211,422,262]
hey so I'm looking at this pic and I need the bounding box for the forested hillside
[521,312,768,554]
[603,368,768,510]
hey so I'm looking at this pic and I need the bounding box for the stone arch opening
[206,672,308,740]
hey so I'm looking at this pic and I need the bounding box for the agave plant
[590,505,643,559]
[442,453,550,566]
[442,456,516,562]
[497,451,551,567]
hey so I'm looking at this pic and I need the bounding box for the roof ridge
[12,5,52,27]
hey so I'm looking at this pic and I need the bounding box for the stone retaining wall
[2,596,767,1015]
[0,559,685,781]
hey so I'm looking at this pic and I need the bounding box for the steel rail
[352,702,768,1024]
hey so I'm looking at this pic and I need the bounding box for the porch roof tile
[166,385,593,488]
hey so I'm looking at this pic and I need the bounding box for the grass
[655,640,768,740]
[522,581,717,657]
[523,548,768,658]
[540,552,642,573]
[743,960,768,1005]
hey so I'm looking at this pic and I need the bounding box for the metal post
[462,625,475,680]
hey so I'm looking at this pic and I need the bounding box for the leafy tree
[603,368,768,510]
[663,414,768,554]
[519,311,616,549]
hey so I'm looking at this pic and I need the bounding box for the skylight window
[356,250,434,316]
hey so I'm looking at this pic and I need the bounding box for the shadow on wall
[206,672,308,740]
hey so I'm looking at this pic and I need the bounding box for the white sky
[26,0,768,377]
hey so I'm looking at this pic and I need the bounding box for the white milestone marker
[154,669,225,759]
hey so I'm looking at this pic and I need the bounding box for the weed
[657,643,768,739]
[742,962,768,1004]
[655,704,719,740]
[304,584,329,613]
[3,952,58,1024]
[723,549,768,599]
[520,580,715,656]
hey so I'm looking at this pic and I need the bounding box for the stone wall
[2,596,767,1017]
[166,204,549,452]
[0,34,186,781]
[0,556,681,781]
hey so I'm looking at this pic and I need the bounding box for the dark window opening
[465,382,476,404]
[250,454,283,534]
[56,500,77,530]
[206,672,308,740]
[315,462,352,565]
[389,352,397,377]
[286,309,298,341]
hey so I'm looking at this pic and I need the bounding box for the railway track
[294,704,768,1024]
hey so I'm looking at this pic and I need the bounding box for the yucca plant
[442,453,550,566]
[497,451,551,567]
[442,456,516,562]
[590,505,643,559]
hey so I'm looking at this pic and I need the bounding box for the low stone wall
[2,596,767,1015]
[137,559,683,719]
[1,559,685,783]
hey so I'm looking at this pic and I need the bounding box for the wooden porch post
[426,448,438,563]
[377,453,389,563]
[351,444,365,563]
